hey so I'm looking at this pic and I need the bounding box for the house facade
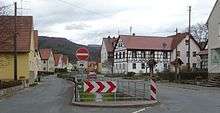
[113,33,201,74]
[62,55,69,69]
[54,54,64,69]
[101,37,117,74]
[39,49,55,74]
[208,0,220,75]
[0,16,38,84]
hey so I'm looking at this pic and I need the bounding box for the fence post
[74,81,77,102]
[135,81,137,100]
[114,92,116,101]
[127,81,129,95]
[144,81,146,99]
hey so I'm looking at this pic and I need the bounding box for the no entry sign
[75,47,89,61]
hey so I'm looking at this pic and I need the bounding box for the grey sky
[4,0,217,45]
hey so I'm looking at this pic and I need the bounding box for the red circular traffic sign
[75,47,89,61]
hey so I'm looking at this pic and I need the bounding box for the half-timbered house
[113,33,201,74]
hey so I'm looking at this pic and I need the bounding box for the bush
[157,71,208,83]
[127,72,136,77]
[179,72,208,80]
[157,72,176,82]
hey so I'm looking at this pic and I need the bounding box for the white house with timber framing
[101,36,117,74]
[113,33,201,74]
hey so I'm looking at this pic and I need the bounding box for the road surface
[0,75,220,113]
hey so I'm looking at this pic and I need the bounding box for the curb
[71,100,159,108]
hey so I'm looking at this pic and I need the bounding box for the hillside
[38,36,101,63]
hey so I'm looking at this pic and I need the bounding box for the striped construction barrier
[150,79,157,100]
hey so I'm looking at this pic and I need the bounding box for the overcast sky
[3,0,217,45]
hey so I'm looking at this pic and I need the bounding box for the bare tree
[186,23,208,43]
[0,2,13,16]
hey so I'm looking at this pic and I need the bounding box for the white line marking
[132,108,146,113]
[132,107,151,113]
[76,53,89,56]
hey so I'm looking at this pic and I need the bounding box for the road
[0,75,220,113]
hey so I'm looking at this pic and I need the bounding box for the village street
[0,75,220,113]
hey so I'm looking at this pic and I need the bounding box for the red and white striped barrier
[150,79,157,100]
[84,81,117,93]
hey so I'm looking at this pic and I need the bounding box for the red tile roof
[119,33,188,50]
[39,49,53,60]
[62,55,69,65]
[54,54,63,66]
[103,37,118,53]
[34,30,38,50]
[0,16,33,52]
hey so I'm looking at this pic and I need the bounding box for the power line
[56,0,110,18]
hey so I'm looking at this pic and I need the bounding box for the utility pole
[129,26,132,35]
[175,28,178,81]
[20,0,23,15]
[187,6,191,71]
[14,2,17,81]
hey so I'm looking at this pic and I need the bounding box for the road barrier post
[150,79,157,101]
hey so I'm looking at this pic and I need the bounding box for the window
[123,63,125,69]
[185,39,189,45]
[164,63,168,69]
[177,51,180,57]
[150,51,155,58]
[132,51,137,58]
[43,61,46,64]
[141,51,146,58]
[116,53,118,59]
[193,51,197,57]
[119,64,121,69]
[186,51,190,57]
[132,63,136,69]
[141,63,145,69]
[123,52,125,58]
[163,52,168,59]
[119,52,121,59]
[43,67,46,70]
[192,63,197,68]
[211,49,220,64]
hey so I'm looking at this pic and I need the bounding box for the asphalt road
[0,75,220,113]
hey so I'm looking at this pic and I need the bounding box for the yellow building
[0,16,37,84]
